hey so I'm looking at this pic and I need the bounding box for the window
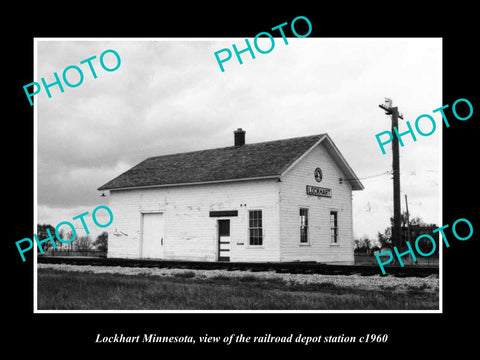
[248,210,263,246]
[300,208,309,244]
[218,219,230,237]
[330,211,338,244]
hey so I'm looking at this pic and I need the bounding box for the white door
[141,212,164,259]
[218,219,230,261]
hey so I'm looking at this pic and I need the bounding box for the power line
[342,170,391,181]
[359,170,392,180]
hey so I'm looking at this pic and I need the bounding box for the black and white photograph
[6,5,478,355]
[32,37,443,312]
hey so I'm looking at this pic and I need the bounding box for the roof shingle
[98,134,326,191]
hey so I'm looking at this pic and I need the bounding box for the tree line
[36,224,108,253]
[354,212,439,256]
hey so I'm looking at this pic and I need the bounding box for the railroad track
[37,256,438,277]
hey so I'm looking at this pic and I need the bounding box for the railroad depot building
[98,129,364,264]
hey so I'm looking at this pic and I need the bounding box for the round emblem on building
[314,167,323,182]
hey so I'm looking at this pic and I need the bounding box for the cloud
[37,160,131,208]
[36,38,442,239]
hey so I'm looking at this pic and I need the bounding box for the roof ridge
[144,133,327,160]
[98,132,332,191]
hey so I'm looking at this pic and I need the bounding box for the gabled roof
[98,133,364,191]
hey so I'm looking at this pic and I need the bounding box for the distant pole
[405,194,411,244]
[379,99,404,252]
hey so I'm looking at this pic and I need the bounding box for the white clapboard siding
[107,179,280,262]
[279,143,355,264]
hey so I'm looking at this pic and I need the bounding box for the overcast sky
[36,38,442,241]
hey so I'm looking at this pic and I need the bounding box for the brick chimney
[234,128,246,146]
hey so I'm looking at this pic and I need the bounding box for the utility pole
[379,98,404,252]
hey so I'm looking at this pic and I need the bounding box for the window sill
[246,245,264,249]
[329,243,340,246]
[299,242,311,246]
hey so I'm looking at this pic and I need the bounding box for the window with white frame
[330,211,338,244]
[300,208,308,244]
[248,210,263,246]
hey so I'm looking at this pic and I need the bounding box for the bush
[172,271,196,278]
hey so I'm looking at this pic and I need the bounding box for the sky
[36,37,442,241]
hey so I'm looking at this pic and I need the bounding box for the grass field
[37,265,439,310]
